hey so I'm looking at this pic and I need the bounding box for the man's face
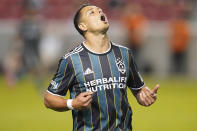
[79,6,109,34]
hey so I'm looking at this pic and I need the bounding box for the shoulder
[63,43,84,60]
[56,43,84,68]
[111,42,131,52]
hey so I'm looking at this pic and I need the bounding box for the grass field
[0,75,197,131]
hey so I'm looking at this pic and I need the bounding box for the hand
[72,91,93,110]
[136,84,159,107]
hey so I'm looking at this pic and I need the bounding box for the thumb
[153,84,160,94]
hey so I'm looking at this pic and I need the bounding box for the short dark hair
[74,4,92,36]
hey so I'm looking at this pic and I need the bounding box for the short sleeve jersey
[47,42,144,131]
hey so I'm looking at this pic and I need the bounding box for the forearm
[44,91,69,112]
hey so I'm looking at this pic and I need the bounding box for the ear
[78,22,87,32]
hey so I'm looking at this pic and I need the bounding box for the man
[169,15,190,74]
[19,7,42,73]
[44,4,159,131]
[122,2,147,62]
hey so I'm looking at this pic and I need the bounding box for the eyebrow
[86,8,94,14]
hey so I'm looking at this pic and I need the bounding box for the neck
[84,33,110,54]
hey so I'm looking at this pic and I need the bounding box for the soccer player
[44,4,159,131]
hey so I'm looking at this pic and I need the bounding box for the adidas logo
[84,68,94,75]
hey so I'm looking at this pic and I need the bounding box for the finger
[81,91,94,97]
[153,84,160,94]
[152,94,157,99]
[145,86,154,95]
[143,92,153,106]
[87,91,94,95]
[83,98,92,108]
[141,91,149,106]
[143,86,154,105]
[86,98,92,105]
[138,92,145,103]
[144,91,155,104]
[145,86,153,93]
[138,91,144,100]
[137,92,144,106]
[83,95,92,102]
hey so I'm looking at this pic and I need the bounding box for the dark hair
[74,4,92,36]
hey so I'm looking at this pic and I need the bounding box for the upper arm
[47,57,74,97]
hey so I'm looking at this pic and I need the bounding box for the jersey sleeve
[47,57,74,97]
[127,50,145,90]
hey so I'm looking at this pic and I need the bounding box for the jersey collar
[82,41,112,55]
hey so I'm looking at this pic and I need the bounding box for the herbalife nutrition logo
[84,68,94,75]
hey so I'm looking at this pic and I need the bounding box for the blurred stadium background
[0,0,197,131]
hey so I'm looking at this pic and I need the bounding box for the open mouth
[100,15,106,21]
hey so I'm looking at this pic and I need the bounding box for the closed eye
[90,11,94,14]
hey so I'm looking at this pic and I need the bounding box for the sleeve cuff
[46,90,65,97]
[130,83,145,90]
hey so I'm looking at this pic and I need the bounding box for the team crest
[115,58,126,74]
[50,80,59,90]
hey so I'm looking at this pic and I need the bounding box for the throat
[84,33,110,54]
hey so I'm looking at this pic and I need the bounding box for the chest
[71,54,129,93]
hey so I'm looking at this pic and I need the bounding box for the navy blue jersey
[47,42,145,131]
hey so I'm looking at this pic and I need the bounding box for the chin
[101,25,109,33]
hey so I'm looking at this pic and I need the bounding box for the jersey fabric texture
[47,42,145,131]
